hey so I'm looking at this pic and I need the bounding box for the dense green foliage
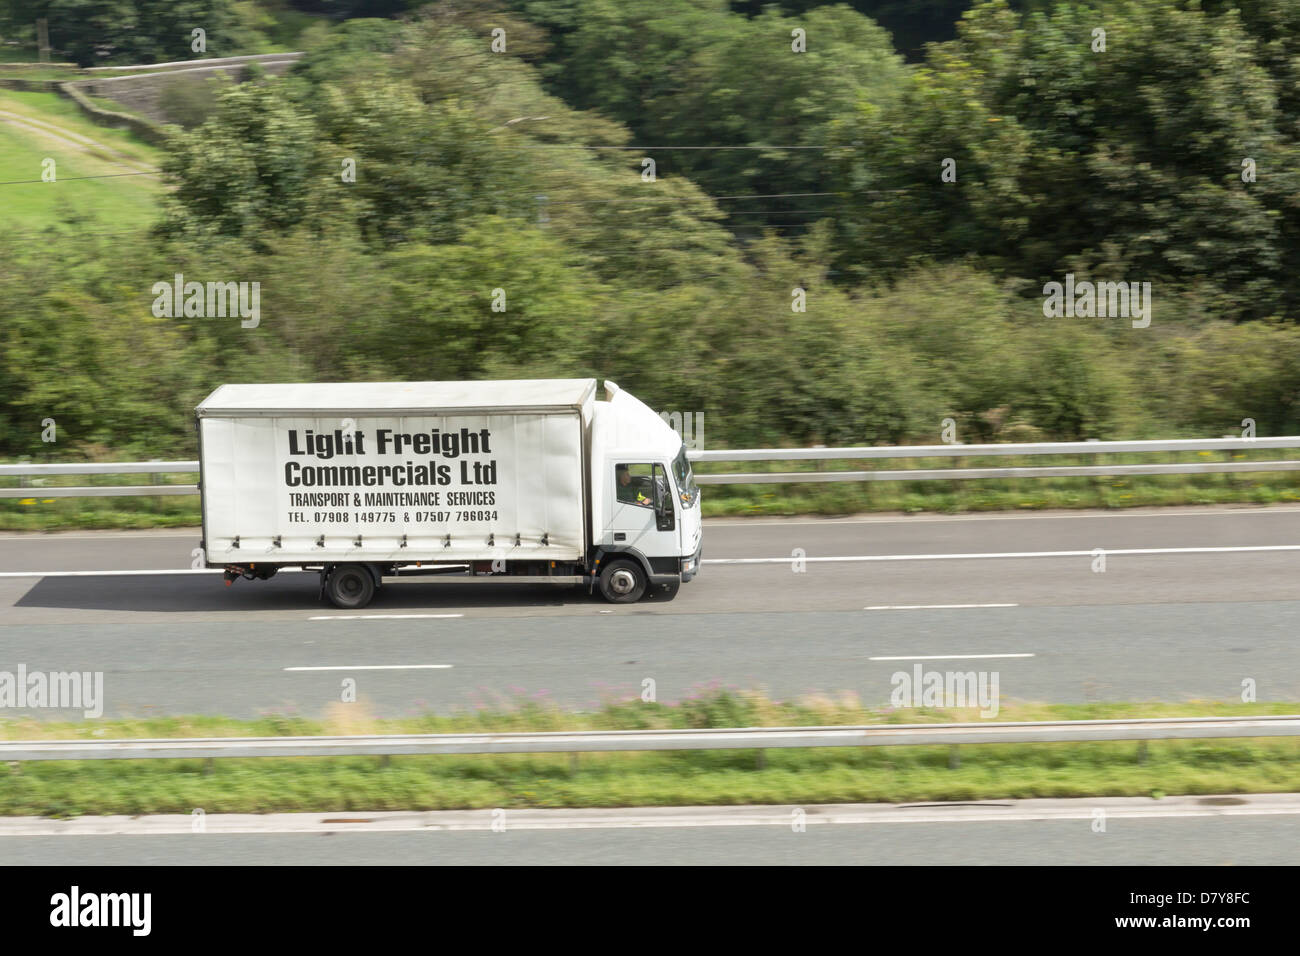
[0,0,267,65]
[3,0,1300,466]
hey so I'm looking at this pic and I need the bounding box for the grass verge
[1,696,1296,816]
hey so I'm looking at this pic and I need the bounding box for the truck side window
[615,463,656,509]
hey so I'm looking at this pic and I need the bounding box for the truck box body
[197,380,595,565]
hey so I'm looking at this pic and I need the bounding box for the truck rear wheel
[598,558,647,603]
[325,564,375,609]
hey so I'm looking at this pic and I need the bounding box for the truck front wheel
[325,563,375,609]
[598,558,647,603]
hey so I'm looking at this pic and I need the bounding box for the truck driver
[616,464,654,507]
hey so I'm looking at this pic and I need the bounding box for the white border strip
[865,603,1018,610]
[868,653,1035,661]
[283,665,452,672]
[309,614,463,621]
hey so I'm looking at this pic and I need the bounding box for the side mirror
[653,468,674,531]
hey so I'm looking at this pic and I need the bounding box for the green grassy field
[1,697,1295,816]
[0,89,162,231]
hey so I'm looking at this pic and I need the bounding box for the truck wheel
[599,558,647,603]
[325,563,375,609]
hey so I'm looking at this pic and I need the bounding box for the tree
[832,0,1291,317]
[158,76,320,242]
[1,0,245,65]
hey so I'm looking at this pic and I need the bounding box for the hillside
[0,89,161,231]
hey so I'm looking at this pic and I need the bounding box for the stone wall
[73,54,301,125]
[0,53,304,147]
[56,81,169,146]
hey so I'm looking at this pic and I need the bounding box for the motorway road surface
[1,795,1297,865]
[1,506,1299,716]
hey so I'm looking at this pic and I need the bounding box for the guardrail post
[570,752,579,773]
[756,749,766,770]
[1137,741,1148,765]
[948,745,960,769]
[1087,438,1101,501]
[203,758,214,775]
[148,460,160,512]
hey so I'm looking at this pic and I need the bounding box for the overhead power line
[541,191,842,206]
[506,144,847,150]
[0,171,158,185]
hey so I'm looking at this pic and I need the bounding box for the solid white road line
[283,664,452,671]
[0,568,311,577]
[309,614,464,621]
[705,544,1300,564]
[0,568,222,577]
[865,603,1018,610]
[868,653,1035,661]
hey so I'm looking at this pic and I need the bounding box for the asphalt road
[1,506,1299,716]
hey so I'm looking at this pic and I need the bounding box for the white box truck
[196,378,702,607]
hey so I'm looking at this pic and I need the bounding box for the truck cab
[590,382,702,602]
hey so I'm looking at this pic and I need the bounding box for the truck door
[605,461,678,565]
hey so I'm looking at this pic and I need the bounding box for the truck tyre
[325,563,375,609]
[598,558,647,603]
